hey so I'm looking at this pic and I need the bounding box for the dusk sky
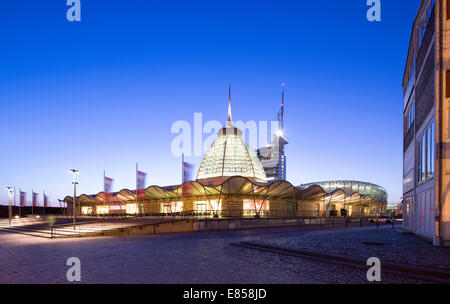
[0,0,421,206]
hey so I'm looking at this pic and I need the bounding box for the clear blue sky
[0,0,421,206]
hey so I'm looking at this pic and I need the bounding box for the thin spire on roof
[279,82,285,131]
[227,83,232,124]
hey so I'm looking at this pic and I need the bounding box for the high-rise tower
[257,86,288,181]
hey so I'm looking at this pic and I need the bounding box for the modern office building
[257,135,288,181]
[257,91,288,181]
[64,91,387,218]
[402,0,450,246]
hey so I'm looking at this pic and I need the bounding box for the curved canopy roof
[298,180,388,201]
[64,176,387,207]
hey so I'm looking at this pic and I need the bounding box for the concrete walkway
[0,224,447,283]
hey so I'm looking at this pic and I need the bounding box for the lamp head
[4,187,13,198]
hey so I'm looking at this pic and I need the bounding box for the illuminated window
[126,203,137,214]
[243,199,269,216]
[81,207,92,215]
[97,205,109,214]
[194,200,221,213]
[109,205,126,212]
[161,201,183,213]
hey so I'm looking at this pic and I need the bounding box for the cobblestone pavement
[0,224,447,284]
[259,224,450,271]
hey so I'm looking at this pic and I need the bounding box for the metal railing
[47,208,390,238]
[71,208,383,220]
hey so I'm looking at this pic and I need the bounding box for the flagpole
[102,170,105,218]
[181,153,184,204]
[31,188,33,216]
[136,163,139,217]
[13,187,16,217]
[43,190,45,217]
[19,188,21,217]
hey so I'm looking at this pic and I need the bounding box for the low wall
[88,217,351,238]
[94,219,197,237]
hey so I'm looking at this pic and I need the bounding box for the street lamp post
[68,169,79,229]
[5,187,13,226]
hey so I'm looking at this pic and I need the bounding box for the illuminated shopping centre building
[64,94,387,218]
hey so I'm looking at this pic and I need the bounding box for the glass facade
[161,201,183,213]
[243,199,269,216]
[96,205,109,214]
[126,203,138,214]
[197,126,267,182]
[298,180,388,201]
[81,206,92,215]
[194,200,221,212]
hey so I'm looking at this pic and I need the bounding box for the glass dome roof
[298,180,387,201]
[197,86,267,182]
[197,125,268,182]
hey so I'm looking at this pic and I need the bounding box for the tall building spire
[280,90,284,131]
[227,84,232,125]
[278,83,285,132]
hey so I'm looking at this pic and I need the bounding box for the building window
[421,134,426,181]
[418,26,424,49]
[447,0,450,20]
[417,121,435,183]
[428,121,435,175]
[243,199,269,216]
[427,3,431,21]
[418,1,435,49]
[405,100,415,133]
[447,70,450,98]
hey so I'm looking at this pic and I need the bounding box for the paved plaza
[0,224,449,284]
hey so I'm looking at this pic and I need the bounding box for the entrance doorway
[286,202,295,217]
[196,203,207,213]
